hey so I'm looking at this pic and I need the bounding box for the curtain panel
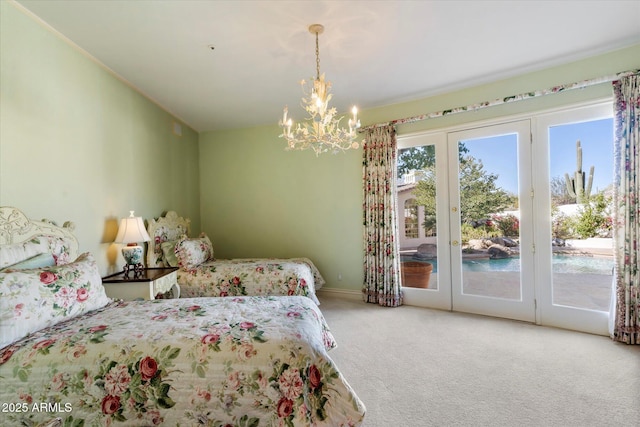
[612,74,640,344]
[362,125,403,307]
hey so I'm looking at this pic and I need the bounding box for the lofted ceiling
[13,0,640,132]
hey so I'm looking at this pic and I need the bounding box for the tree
[413,155,512,224]
[457,155,512,223]
[398,146,435,178]
[398,144,469,178]
[411,166,437,229]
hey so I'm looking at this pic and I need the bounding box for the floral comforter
[0,296,365,426]
[178,258,325,304]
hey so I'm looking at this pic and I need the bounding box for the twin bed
[0,207,365,426]
[146,211,325,304]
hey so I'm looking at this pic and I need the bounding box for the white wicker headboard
[0,206,79,260]
[146,211,191,267]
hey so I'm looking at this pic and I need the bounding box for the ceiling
[14,0,640,132]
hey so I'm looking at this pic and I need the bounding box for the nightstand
[102,267,180,300]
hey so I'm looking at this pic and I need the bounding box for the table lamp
[114,211,151,277]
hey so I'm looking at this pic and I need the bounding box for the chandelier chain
[315,31,320,81]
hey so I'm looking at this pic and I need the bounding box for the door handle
[452,240,459,246]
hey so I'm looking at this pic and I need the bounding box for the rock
[487,244,511,259]
[468,239,485,250]
[490,237,506,246]
[552,238,565,247]
[502,237,518,247]
[415,243,437,259]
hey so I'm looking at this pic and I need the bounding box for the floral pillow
[43,234,74,265]
[0,252,111,349]
[150,224,189,267]
[174,233,214,270]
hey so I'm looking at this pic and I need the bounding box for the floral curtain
[362,125,403,307]
[611,73,640,344]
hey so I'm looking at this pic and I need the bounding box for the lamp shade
[114,211,151,244]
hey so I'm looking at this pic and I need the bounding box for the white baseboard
[317,287,361,301]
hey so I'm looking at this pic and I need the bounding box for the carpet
[318,293,640,427]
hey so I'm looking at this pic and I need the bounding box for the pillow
[0,253,55,271]
[149,224,189,267]
[0,239,48,269]
[160,240,179,268]
[0,235,73,269]
[0,252,111,349]
[43,234,74,265]
[174,233,214,270]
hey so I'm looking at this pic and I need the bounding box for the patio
[401,242,614,312]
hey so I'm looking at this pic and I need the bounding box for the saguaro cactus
[564,140,594,204]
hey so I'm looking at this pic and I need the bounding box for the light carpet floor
[317,293,640,427]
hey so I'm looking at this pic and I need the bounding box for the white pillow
[0,239,48,269]
[0,235,74,269]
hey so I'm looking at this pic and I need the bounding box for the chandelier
[279,24,361,155]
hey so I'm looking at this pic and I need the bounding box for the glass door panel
[397,132,451,310]
[535,102,614,335]
[458,133,521,300]
[548,118,614,311]
[448,121,535,322]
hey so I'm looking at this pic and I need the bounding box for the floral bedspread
[0,296,365,426]
[178,258,325,304]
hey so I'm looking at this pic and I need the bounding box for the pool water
[403,255,614,275]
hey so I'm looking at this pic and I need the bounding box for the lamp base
[123,262,144,278]
[121,245,144,278]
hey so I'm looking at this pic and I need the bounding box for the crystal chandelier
[279,24,361,155]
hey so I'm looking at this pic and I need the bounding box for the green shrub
[551,210,576,239]
[574,193,612,238]
[460,223,499,244]
[491,214,520,237]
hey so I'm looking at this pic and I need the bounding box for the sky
[461,117,614,195]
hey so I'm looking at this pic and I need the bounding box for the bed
[0,207,365,426]
[147,211,325,304]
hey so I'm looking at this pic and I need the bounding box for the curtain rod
[361,68,640,131]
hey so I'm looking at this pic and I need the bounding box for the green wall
[0,1,201,276]
[199,44,640,293]
[199,127,363,291]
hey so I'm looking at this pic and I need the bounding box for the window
[404,198,419,239]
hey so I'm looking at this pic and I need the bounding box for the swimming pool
[402,255,614,275]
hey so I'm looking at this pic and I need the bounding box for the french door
[398,102,613,334]
[448,120,535,322]
[534,103,613,335]
[400,121,534,322]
